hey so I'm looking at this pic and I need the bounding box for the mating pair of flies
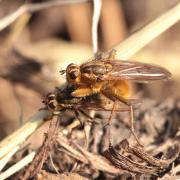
[43,49,171,145]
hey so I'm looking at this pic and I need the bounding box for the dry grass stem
[0,151,36,180]
[0,110,50,159]
[0,0,89,31]
[0,146,20,171]
[92,0,102,53]
[85,0,102,148]
[3,13,31,50]
[114,2,180,59]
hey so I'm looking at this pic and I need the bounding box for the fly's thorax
[81,64,106,75]
[81,62,112,76]
[80,63,112,83]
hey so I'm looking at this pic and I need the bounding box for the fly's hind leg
[102,85,143,146]
[128,105,143,146]
[106,101,117,147]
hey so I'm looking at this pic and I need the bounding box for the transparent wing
[75,97,141,112]
[102,60,171,82]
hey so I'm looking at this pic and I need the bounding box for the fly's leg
[79,109,100,124]
[94,49,117,61]
[74,110,84,126]
[105,101,117,147]
[74,110,88,149]
[102,86,143,147]
[79,109,93,121]
[129,105,142,146]
[106,49,117,60]
[94,51,105,60]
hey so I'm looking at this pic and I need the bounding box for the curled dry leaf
[103,139,180,175]
[126,141,180,168]
[103,145,156,174]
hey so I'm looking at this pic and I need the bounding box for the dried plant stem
[0,0,89,31]
[0,110,50,159]
[114,2,180,60]
[3,13,31,50]
[57,133,125,174]
[0,146,20,171]
[85,0,102,149]
[92,0,102,53]
[0,152,36,180]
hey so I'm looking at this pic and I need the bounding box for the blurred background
[0,0,179,140]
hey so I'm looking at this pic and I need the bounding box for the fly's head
[66,63,81,84]
[42,92,62,112]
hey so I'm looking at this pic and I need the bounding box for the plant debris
[6,97,179,179]
[103,139,179,174]
[15,118,59,179]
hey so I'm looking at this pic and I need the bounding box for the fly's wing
[74,98,141,112]
[103,60,171,83]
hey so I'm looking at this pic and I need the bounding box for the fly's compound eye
[43,93,58,111]
[48,100,58,110]
[67,63,80,80]
[47,93,56,101]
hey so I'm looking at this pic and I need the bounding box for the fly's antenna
[59,69,66,75]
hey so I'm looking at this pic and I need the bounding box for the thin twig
[0,0,89,31]
[92,0,102,53]
[114,2,180,60]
